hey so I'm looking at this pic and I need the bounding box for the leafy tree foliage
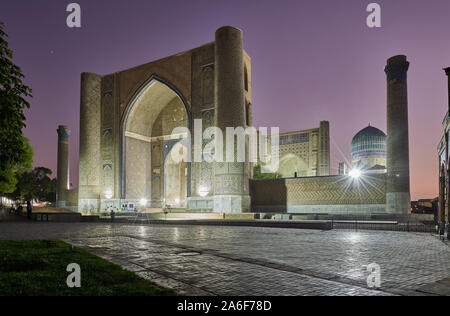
[8,167,56,202]
[0,22,34,193]
[0,137,33,194]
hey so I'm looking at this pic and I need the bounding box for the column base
[78,199,100,214]
[187,197,213,211]
[100,199,121,212]
[386,192,410,214]
[213,195,250,213]
[56,201,66,208]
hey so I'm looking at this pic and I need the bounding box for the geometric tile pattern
[251,174,386,205]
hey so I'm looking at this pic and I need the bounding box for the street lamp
[198,186,209,197]
[139,198,148,207]
[349,168,361,179]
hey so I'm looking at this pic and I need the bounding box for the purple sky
[2,0,450,200]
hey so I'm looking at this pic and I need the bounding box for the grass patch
[0,240,176,296]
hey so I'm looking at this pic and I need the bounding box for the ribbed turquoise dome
[351,126,386,161]
[352,126,386,145]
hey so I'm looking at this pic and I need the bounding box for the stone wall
[250,174,387,214]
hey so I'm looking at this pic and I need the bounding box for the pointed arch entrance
[120,77,190,208]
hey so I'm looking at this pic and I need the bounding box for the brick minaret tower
[384,55,411,214]
[56,125,70,207]
[213,26,250,213]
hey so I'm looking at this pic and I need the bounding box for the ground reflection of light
[349,233,361,243]
[344,233,365,279]
[173,227,179,242]
[198,227,206,239]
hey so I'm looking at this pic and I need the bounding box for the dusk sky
[2,0,450,200]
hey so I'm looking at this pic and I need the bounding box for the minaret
[78,72,102,206]
[213,26,250,213]
[56,125,70,207]
[384,55,411,214]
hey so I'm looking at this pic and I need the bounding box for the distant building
[411,199,435,214]
[338,162,347,175]
[438,115,450,236]
[351,125,387,174]
[266,121,330,178]
[437,67,450,237]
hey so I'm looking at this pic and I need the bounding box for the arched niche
[120,77,190,206]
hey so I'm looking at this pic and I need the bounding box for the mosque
[350,125,387,174]
[55,27,411,215]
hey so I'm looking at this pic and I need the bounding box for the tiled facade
[268,121,330,178]
[438,111,450,237]
[437,68,450,238]
[73,27,253,213]
[251,174,387,214]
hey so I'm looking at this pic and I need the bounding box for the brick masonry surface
[251,174,386,206]
[0,222,448,296]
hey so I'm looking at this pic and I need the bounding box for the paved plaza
[0,221,449,296]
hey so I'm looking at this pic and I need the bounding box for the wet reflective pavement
[0,222,449,296]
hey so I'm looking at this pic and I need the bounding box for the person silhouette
[26,201,32,220]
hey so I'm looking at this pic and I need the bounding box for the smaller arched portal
[277,154,309,178]
[121,77,190,209]
[163,141,188,207]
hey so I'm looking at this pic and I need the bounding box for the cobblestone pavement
[0,222,449,296]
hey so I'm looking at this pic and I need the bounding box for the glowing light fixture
[104,190,113,199]
[139,198,148,207]
[349,168,361,179]
[198,186,209,197]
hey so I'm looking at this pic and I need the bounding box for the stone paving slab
[0,222,448,296]
[417,283,450,296]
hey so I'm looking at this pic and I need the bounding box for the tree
[0,21,34,194]
[8,167,56,202]
[253,165,280,180]
[0,137,33,194]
